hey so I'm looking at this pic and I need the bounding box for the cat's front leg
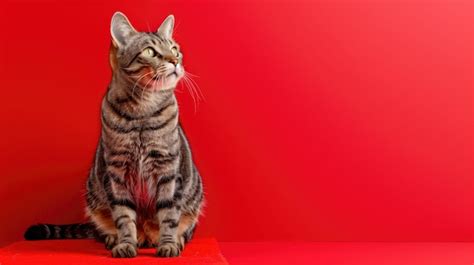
[106,171,138,258]
[111,206,138,258]
[154,174,182,257]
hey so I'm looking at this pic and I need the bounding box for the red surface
[0,0,473,245]
[0,238,228,265]
[220,242,474,265]
[1,241,473,265]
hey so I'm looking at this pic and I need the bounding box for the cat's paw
[112,243,137,258]
[156,242,181,257]
[105,234,117,250]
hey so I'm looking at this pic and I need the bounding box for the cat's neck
[106,72,177,117]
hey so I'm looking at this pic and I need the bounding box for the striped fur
[24,223,96,240]
[24,12,204,258]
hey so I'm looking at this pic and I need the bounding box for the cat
[24,12,204,258]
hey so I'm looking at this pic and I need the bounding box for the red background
[0,0,472,246]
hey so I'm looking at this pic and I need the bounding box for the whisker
[184,71,200,78]
[128,65,171,95]
[185,71,205,102]
[141,71,159,99]
[182,75,197,113]
[131,72,153,97]
[188,76,203,102]
[184,74,202,110]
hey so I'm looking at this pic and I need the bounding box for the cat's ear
[157,15,175,39]
[110,12,137,48]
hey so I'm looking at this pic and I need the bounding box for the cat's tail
[24,223,96,240]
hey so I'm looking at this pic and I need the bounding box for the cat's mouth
[151,72,176,81]
[132,67,179,90]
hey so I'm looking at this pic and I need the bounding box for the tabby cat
[24,12,204,258]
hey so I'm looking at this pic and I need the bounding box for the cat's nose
[165,56,178,66]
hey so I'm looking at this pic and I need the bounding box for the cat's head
[109,12,184,91]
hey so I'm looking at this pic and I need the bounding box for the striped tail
[24,223,96,240]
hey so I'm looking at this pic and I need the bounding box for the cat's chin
[137,74,180,91]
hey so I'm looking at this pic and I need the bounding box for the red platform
[0,238,228,265]
[1,240,473,265]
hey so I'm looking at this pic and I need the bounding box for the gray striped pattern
[85,12,204,258]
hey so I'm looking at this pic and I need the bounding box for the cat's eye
[171,47,179,57]
[142,47,156,57]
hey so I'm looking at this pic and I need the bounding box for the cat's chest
[123,135,169,169]
[114,128,179,180]
[128,175,158,218]
[120,134,161,211]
